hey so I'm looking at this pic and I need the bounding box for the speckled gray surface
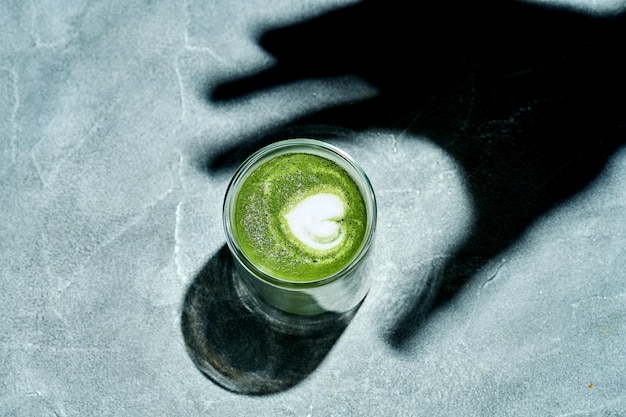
[2,0,626,415]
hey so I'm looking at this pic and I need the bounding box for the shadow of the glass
[181,245,357,395]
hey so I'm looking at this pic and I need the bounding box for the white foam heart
[284,193,345,251]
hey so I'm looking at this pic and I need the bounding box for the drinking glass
[223,139,377,327]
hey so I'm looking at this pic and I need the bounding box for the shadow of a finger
[211,65,307,102]
[203,97,393,173]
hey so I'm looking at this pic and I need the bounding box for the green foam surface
[233,152,368,282]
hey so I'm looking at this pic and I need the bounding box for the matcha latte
[233,152,367,282]
[224,139,376,317]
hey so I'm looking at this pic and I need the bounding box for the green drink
[233,152,367,282]
[223,139,376,319]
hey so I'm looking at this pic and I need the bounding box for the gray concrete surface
[1,0,625,415]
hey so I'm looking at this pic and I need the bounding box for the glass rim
[222,138,377,290]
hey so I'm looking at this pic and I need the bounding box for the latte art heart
[284,193,346,251]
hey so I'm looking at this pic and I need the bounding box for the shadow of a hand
[209,0,626,349]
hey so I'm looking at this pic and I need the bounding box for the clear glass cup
[223,139,377,328]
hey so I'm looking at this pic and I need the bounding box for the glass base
[233,267,363,336]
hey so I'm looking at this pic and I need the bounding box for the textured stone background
[1,0,625,415]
